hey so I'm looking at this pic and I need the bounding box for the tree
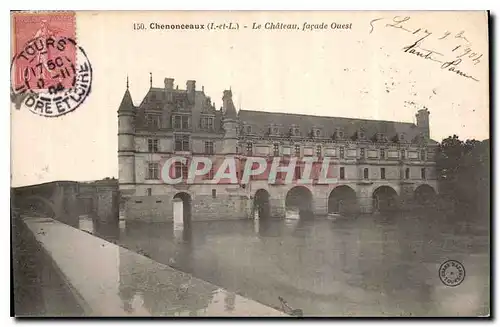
[436,135,490,221]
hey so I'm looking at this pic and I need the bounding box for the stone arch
[414,184,436,205]
[328,185,357,214]
[372,186,398,212]
[285,186,313,218]
[253,189,271,220]
[173,192,192,225]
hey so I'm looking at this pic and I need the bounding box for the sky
[11,11,489,187]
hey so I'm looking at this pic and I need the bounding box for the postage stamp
[10,11,92,117]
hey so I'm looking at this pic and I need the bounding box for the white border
[3,1,497,326]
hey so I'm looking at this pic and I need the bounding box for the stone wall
[122,184,251,223]
[192,194,249,220]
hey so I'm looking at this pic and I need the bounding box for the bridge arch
[372,186,398,213]
[328,185,357,214]
[253,189,271,220]
[414,184,436,205]
[285,186,313,218]
[173,192,192,225]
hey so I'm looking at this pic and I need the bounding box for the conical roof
[222,89,237,119]
[118,89,135,112]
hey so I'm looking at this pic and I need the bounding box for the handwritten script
[369,16,483,82]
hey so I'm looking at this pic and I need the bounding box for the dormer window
[351,129,366,141]
[268,125,280,135]
[311,128,321,138]
[375,133,386,142]
[333,129,344,140]
[147,114,161,128]
[246,126,252,134]
[290,125,300,136]
[396,132,406,143]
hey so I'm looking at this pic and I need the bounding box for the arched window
[405,168,410,179]
[363,168,369,180]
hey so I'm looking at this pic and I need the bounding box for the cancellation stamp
[10,12,93,117]
[439,260,466,287]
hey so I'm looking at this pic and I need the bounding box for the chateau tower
[117,81,136,193]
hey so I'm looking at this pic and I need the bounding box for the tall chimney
[415,108,430,140]
[186,80,196,103]
[164,78,174,90]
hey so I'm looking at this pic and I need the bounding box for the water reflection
[85,211,489,316]
[117,246,217,316]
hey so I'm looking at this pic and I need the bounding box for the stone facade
[118,77,439,223]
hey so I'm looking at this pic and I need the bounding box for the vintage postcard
[11,11,490,317]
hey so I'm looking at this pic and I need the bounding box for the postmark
[439,260,466,287]
[11,12,92,117]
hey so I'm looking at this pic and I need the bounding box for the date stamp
[10,12,93,117]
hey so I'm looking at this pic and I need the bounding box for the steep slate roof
[222,90,237,119]
[127,82,437,144]
[135,87,223,133]
[238,110,423,141]
[118,89,135,112]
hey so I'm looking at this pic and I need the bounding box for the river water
[81,210,490,317]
